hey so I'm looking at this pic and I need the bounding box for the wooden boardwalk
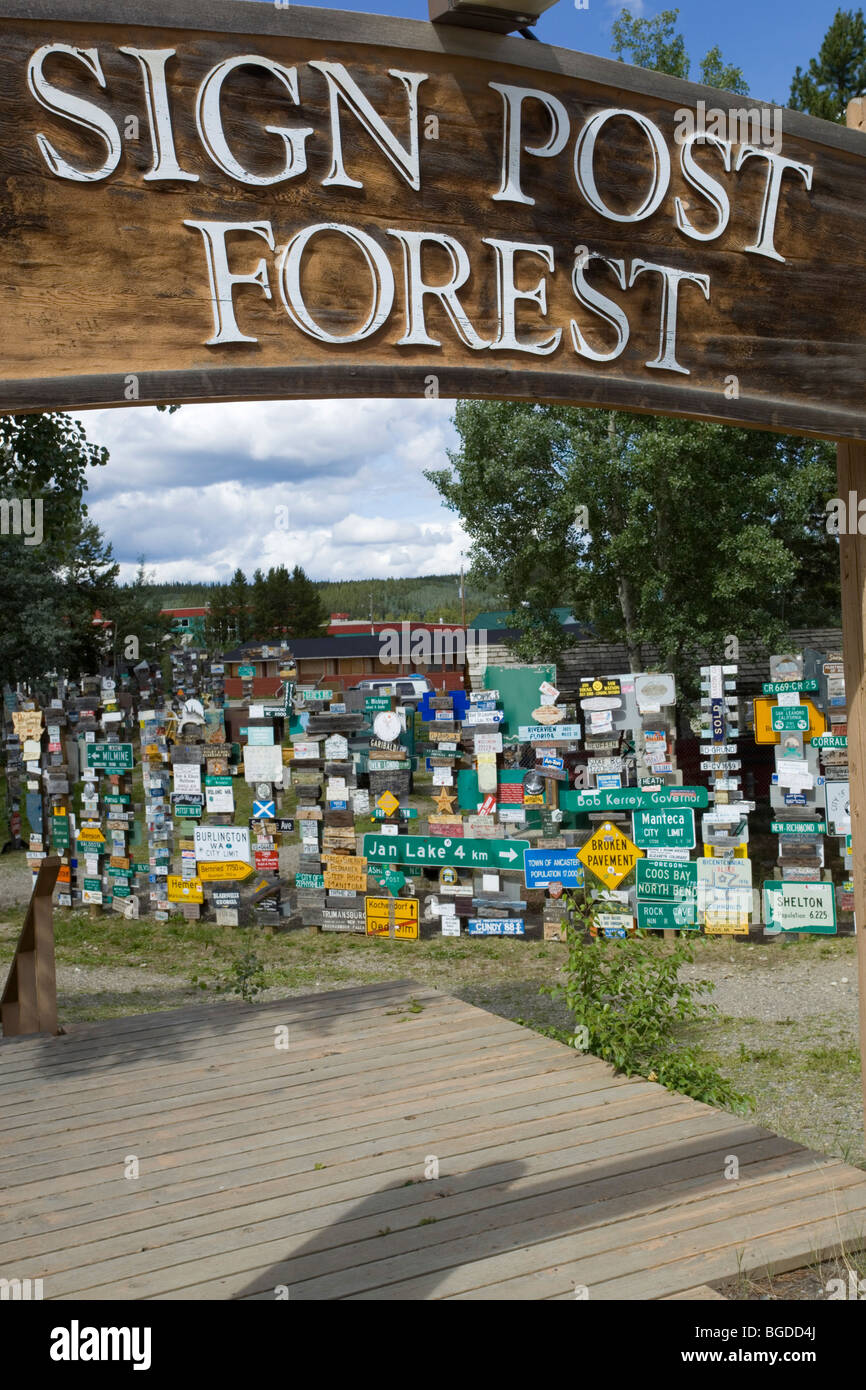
[2,979,866,1300]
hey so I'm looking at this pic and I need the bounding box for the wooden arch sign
[1,0,866,437]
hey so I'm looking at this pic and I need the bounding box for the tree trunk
[607,413,643,671]
[617,574,643,672]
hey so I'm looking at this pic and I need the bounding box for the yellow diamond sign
[577,821,642,889]
[377,790,400,817]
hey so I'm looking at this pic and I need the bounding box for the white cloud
[331,515,422,546]
[81,398,466,583]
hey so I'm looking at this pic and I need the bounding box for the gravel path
[681,947,859,1025]
[0,854,38,912]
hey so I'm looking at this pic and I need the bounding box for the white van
[350,676,434,705]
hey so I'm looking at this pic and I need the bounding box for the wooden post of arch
[839,96,866,1150]
[1,855,61,1036]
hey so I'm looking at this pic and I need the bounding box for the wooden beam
[836,438,866,1151]
[0,0,862,163]
[837,98,866,1153]
[3,7,866,435]
[0,855,61,1037]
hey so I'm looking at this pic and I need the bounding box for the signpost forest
[3,0,866,1145]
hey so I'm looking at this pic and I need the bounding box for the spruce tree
[225,568,250,643]
[790,8,866,122]
[286,566,329,638]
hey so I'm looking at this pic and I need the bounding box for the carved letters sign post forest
[4,0,866,1141]
[0,0,865,438]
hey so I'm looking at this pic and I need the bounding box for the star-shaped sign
[433,786,457,815]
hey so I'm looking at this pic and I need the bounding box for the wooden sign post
[837,440,866,1140]
[837,99,866,1144]
[1,855,61,1036]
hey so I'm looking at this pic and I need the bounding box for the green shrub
[539,895,751,1113]
[217,948,267,1003]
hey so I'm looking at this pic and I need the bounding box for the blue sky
[237,0,828,106]
[88,0,840,589]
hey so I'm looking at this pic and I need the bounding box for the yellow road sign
[577,821,642,889]
[167,875,204,903]
[197,861,254,882]
[752,697,827,744]
[76,827,106,843]
[376,790,400,817]
[365,896,419,940]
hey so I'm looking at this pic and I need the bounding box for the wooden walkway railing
[1,855,61,1037]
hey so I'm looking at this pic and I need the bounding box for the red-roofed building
[161,606,209,639]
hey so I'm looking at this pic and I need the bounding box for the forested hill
[143,574,505,624]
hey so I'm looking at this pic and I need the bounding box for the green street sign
[365,696,392,711]
[636,859,698,929]
[763,880,836,934]
[103,794,131,805]
[83,877,101,892]
[636,859,697,904]
[112,884,131,898]
[309,689,333,701]
[85,742,134,771]
[636,859,697,892]
[771,821,827,835]
[363,833,529,870]
[238,664,256,678]
[205,776,232,786]
[810,734,847,749]
[174,804,201,818]
[636,899,697,930]
[381,868,406,897]
[771,706,809,732]
[295,872,324,889]
[367,862,422,878]
[632,808,695,849]
[570,786,708,812]
[762,679,819,695]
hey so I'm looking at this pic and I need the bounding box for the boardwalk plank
[2,983,864,1301]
